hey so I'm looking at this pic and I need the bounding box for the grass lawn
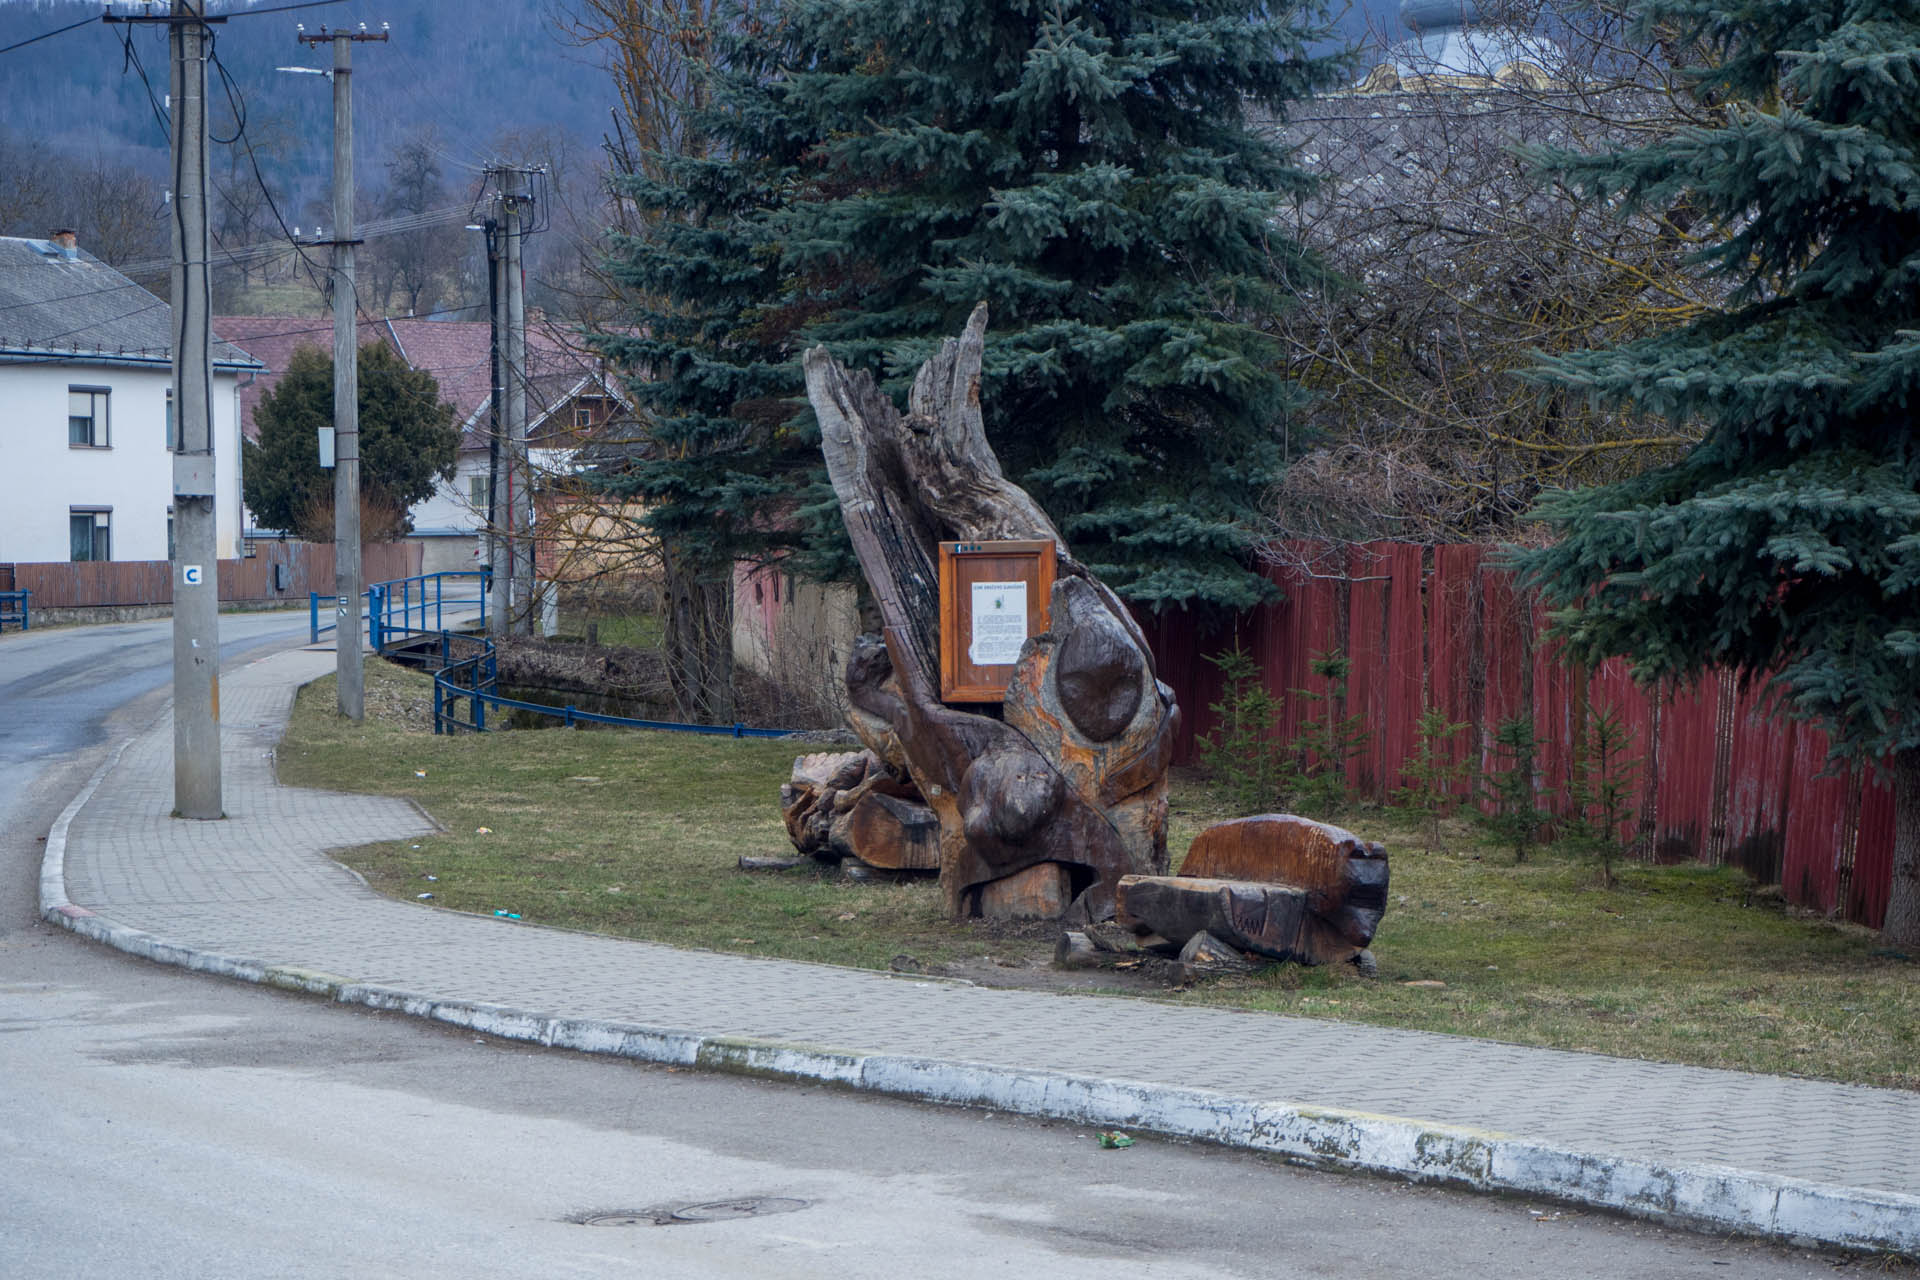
[580,610,665,652]
[279,658,1920,1091]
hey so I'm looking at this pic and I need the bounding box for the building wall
[410,449,490,540]
[0,361,247,562]
[405,450,489,575]
[732,561,861,721]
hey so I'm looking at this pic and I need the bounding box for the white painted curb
[39,738,1920,1256]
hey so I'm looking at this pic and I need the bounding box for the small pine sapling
[1291,648,1371,816]
[1394,704,1470,852]
[1198,643,1283,814]
[1481,713,1546,864]
[1569,700,1642,888]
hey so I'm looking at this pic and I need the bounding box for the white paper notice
[968,580,1028,666]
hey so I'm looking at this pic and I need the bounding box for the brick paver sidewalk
[48,648,1920,1244]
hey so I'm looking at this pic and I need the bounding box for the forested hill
[2,0,1402,186]
[0,0,614,187]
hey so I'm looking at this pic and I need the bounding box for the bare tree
[65,156,170,270]
[0,128,58,239]
[554,0,733,181]
[1262,0,1725,550]
[210,105,300,296]
[371,127,460,316]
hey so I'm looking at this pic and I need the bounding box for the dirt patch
[937,950,1187,995]
[495,637,672,703]
[904,917,1190,995]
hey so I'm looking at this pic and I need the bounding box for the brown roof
[212,314,388,443]
[213,313,617,449]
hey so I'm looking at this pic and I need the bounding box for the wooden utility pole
[298,22,387,719]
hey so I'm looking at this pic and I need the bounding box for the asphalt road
[0,619,1859,1278]
[0,611,315,842]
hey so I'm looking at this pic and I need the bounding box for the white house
[0,233,258,564]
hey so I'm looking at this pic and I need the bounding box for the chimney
[48,229,78,260]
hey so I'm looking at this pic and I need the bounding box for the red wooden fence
[5,541,423,609]
[1141,540,1893,928]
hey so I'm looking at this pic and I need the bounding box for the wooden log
[1085,920,1175,955]
[1177,930,1255,978]
[807,304,1179,923]
[974,860,1075,920]
[1117,874,1369,966]
[831,788,941,871]
[781,750,876,856]
[781,748,940,870]
[1180,814,1389,951]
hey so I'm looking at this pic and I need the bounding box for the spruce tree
[760,0,1342,608]
[1513,1,1920,944]
[593,116,822,724]
[597,0,1346,709]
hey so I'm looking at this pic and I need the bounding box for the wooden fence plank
[1136,538,1892,927]
[6,542,423,611]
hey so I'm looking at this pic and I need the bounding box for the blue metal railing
[307,567,789,737]
[427,628,791,738]
[430,632,500,732]
[311,569,489,647]
[0,590,28,632]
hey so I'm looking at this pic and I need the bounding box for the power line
[0,13,98,58]
[226,0,348,17]
[205,32,335,294]
[114,21,171,141]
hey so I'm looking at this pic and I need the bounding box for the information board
[938,539,1056,702]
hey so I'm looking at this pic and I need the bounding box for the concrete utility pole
[483,218,507,638]
[504,168,534,637]
[480,166,536,636]
[167,0,221,818]
[298,23,387,720]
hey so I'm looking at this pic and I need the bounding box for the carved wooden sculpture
[781,750,941,872]
[805,304,1179,921]
[1115,815,1389,965]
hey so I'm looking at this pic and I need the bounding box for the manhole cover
[579,1198,810,1227]
[673,1197,809,1223]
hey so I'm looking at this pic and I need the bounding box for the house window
[69,387,110,447]
[470,475,489,512]
[165,389,175,451]
[573,397,602,429]
[70,507,111,562]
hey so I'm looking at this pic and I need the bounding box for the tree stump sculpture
[804,304,1180,921]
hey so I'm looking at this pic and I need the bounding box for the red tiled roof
[213,314,387,442]
[214,313,615,450]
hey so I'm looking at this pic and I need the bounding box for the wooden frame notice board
[938,539,1056,702]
